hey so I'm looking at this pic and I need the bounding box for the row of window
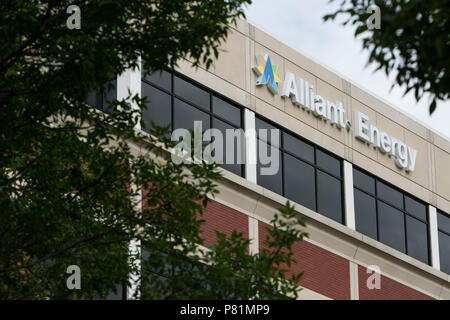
[110,245,284,300]
[87,71,449,275]
[87,79,116,113]
[353,167,430,264]
[255,116,344,224]
[142,70,244,177]
[437,210,450,274]
[104,246,208,300]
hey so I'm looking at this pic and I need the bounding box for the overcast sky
[243,0,450,139]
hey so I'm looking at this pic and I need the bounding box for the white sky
[243,0,450,139]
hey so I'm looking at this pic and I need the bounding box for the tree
[324,0,449,114]
[0,0,308,299]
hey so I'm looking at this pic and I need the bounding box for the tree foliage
[140,202,308,299]
[324,0,449,114]
[0,0,308,299]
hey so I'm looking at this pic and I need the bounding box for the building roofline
[244,18,450,142]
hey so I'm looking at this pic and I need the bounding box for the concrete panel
[212,29,247,91]
[254,27,318,80]
[297,287,332,300]
[253,25,347,93]
[434,146,450,201]
[396,111,428,140]
[214,177,261,217]
[175,59,247,107]
[440,284,450,300]
[230,18,250,37]
[434,132,450,154]
[404,130,431,189]
[436,195,450,214]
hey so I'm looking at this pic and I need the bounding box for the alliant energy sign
[253,54,417,172]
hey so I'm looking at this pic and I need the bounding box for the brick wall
[358,265,433,300]
[142,189,249,248]
[142,191,435,300]
[200,201,249,248]
[259,221,350,300]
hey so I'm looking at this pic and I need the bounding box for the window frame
[353,166,431,265]
[437,210,450,235]
[87,78,117,113]
[141,69,245,178]
[255,115,345,224]
[437,209,450,274]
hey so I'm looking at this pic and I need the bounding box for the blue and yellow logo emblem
[253,54,281,94]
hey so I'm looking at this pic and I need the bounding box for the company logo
[253,54,281,94]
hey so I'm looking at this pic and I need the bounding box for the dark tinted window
[283,132,314,163]
[140,70,244,178]
[317,171,342,223]
[173,98,210,133]
[354,189,377,239]
[141,248,172,278]
[255,117,280,147]
[353,168,375,194]
[284,154,315,211]
[405,196,427,221]
[212,118,243,176]
[316,149,341,178]
[405,216,429,264]
[257,139,282,195]
[142,70,172,91]
[377,201,406,253]
[437,211,450,234]
[87,90,98,108]
[106,284,126,300]
[377,181,404,209]
[255,115,343,224]
[437,210,450,274]
[141,246,216,299]
[102,79,117,114]
[86,79,117,113]
[438,231,450,274]
[353,167,430,266]
[174,76,209,111]
[212,96,241,127]
[142,83,171,132]
[141,247,175,299]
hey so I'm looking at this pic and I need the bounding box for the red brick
[200,201,249,248]
[259,221,350,300]
[358,265,433,300]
